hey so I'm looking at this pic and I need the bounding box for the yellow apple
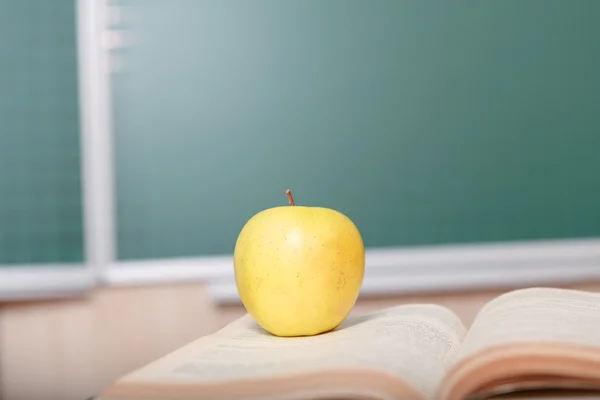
[233,190,365,337]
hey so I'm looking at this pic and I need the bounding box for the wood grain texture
[2,281,600,400]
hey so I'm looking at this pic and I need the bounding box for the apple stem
[286,189,295,206]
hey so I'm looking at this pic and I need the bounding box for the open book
[98,287,600,400]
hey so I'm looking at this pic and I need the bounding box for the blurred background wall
[1,1,600,399]
[0,1,84,266]
[113,0,600,258]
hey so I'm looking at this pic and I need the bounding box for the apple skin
[233,205,365,337]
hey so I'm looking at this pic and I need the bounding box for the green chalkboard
[112,0,600,260]
[0,0,84,265]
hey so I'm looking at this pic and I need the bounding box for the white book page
[456,287,600,363]
[123,304,467,400]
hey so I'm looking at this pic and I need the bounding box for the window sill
[100,238,600,305]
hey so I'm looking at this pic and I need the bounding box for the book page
[455,287,600,363]
[121,304,466,400]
